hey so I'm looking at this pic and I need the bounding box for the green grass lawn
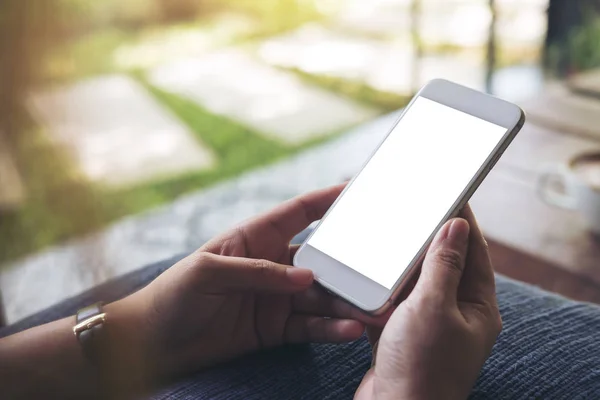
[3,0,539,266]
[1,3,404,265]
[287,68,411,113]
[0,79,348,265]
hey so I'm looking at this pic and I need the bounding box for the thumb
[354,367,376,400]
[196,253,314,293]
[366,325,383,346]
[413,218,470,304]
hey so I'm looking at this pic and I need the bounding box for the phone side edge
[382,105,525,310]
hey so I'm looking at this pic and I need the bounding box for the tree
[545,0,600,75]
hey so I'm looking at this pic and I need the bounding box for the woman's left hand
[111,184,372,385]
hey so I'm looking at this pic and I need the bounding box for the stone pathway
[148,49,377,144]
[4,0,550,324]
[0,111,399,324]
[28,75,215,187]
[258,24,488,94]
[259,23,544,99]
[334,0,412,37]
[258,24,414,88]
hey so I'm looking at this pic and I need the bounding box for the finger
[284,316,365,343]
[289,244,300,264]
[394,267,420,305]
[458,204,497,305]
[292,286,387,326]
[412,218,470,305]
[366,326,383,347]
[196,253,314,293]
[245,184,345,242]
[354,368,376,400]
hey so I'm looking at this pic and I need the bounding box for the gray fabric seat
[3,231,600,399]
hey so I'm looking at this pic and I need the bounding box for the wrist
[100,296,158,396]
[356,363,429,400]
[371,373,461,400]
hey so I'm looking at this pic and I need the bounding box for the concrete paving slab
[0,112,399,323]
[28,74,215,188]
[148,49,377,144]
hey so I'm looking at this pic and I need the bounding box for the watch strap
[74,303,140,399]
[74,302,106,362]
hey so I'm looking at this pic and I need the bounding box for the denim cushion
[3,230,600,399]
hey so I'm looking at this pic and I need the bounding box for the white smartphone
[293,79,525,315]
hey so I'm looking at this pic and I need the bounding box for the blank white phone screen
[307,97,506,289]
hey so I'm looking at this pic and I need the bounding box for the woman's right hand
[355,205,502,400]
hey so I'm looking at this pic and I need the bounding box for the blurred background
[1,0,600,324]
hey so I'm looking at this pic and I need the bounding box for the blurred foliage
[54,0,320,35]
[216,0,322,38]
[0,0,339,263]
[57,0,197,30]
[0,118,108,263]
[2,0,547,262]
[566,14,600,72]
[41,0,323,82]
[44,28,132,82]
[548,13,600,76]
[288,68,410,113]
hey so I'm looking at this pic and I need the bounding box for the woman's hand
[355,205,502,400]
[112,184,371,386]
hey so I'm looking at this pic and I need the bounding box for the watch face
[76,303,104,323]
[74,303,106,338]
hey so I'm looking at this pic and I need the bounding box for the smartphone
[293,79,525,315]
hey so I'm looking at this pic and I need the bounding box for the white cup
[538,152,600,234]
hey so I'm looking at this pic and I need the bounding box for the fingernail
[286,268,314,285]
[446,218,470,247]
